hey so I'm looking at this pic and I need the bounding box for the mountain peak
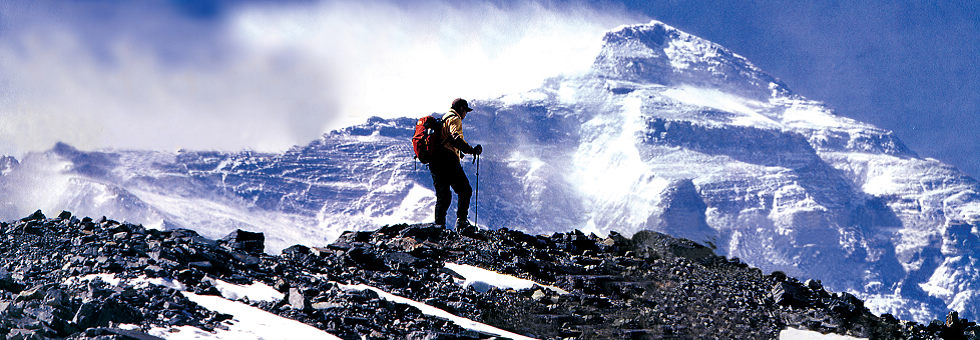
[592,20,789,100]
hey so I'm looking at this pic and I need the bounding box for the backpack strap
[441,113,458,139]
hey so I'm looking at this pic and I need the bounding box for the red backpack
[412,115,444,164]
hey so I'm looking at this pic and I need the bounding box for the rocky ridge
[0,210,977,339]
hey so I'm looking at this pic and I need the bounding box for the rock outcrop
[0,210,977,339]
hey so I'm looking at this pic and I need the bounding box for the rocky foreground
[0,211,977,339]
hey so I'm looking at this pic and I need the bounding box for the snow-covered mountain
[1,20,978,324]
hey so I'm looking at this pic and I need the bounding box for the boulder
[0,268,25,293]
[346,247,389,271]
[771,281,809,308]
[221,229,266,254]
[21,210,45,222]
[288,288,307,311]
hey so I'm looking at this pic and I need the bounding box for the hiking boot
[457,219,477,235]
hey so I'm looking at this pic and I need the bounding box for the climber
[429,98,482,230]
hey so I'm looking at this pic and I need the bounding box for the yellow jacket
[441,109,469,160]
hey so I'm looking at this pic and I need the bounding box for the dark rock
[459,225,481,239]
[109,223,135,234]
[188,261,213,271]
[631,230,715,261]
[221,229,266,254]
[16,285,47,302]
[770,271,787,282]
[176,269,205,286]
[282,244,311,256]
[72,301,100,328]
[352,231,374,242]
[805,279,823,291]
[144,265,166,277]
[96,300,143,326]
[346,247,389,271]
[401,226,446,242]
[274,278,290,292]
[378,223,411,235]
[229,252,261,267]
[43,289,66,307]
[0,268,25,293]
[22,210,46,222]
[384,252,420,266]
[771,281,809,308]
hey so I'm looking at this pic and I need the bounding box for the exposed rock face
[1,211,977,339]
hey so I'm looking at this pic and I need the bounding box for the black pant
[429,158,471,225]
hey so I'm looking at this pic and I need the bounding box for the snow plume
[0,0,641,157]
[0,2,339,157]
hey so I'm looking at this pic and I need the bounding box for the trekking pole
[474,154,480,227]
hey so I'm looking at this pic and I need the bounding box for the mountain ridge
[0,20,978,323]
[2,209,977,339]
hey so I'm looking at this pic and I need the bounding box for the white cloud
[0,0,642,157]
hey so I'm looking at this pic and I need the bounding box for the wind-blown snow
[127,188,322,254]
[445,262,569,294]
[780,102,848,129]
[661,86,775,127]
[374,183,435,225]
[573,95,669,236]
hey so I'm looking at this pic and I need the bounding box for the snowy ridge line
[334,282,539,340]
[445,262,569,295]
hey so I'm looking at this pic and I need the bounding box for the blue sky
[0,0,977,179]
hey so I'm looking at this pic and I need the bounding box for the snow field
[779,327,866,340]
[161,292,342,340]
[445,262,568,294]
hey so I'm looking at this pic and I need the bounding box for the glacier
[1,20,978,324]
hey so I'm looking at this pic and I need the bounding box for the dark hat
[451,98,474,112]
